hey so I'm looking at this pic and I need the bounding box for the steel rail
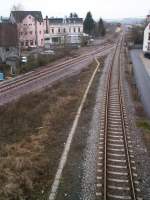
[103,40,119,200]
[118,39,136,200]
[0,44,114,93]
[102,34,138,199]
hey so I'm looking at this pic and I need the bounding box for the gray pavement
[130,49,150,118]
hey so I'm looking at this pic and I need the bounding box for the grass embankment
[0,59,97,200]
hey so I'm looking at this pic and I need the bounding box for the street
[130,49,150,118]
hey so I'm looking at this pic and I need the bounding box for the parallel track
[96,36,142,200]
[0,43,114,94]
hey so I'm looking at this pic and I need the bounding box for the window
[58,28,60,33]
[5,48,9,52]
[25,40,28,46]
[52,28,54,33]
[29,16,31,19]
[64,28,66,33]
[148,43,150,50]
[69,28,71,33]
[78,27,80,32]
[30,31,32,35]
[39,31,42,34]
[149,33,150,40]
[74,28,76,32]
[40,22,42,25]
[25,32,27,35]
[41,39,43,44]
[21,41,24,46]
[30,40,33,45]
[52,37,59,43]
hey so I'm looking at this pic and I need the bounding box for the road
[130,49,150,118]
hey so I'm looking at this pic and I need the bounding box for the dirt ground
[0,60,98,200]
[56,57,106,200]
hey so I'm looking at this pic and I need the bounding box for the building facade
[44,16,83,48]
[143,22,150,56]
[10,11,44,49]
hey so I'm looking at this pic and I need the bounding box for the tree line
[83,11,106,37]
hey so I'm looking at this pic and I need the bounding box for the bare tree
[11,3,25,54]
[11,3,24,11]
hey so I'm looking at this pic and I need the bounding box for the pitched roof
[47,17,83,25]
[0,23,18,47]
[11,11,43,23]
[66,18,83,24]
[48,18,63,24]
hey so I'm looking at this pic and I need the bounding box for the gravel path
[81,54,112,200]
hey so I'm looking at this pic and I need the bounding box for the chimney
[46,15,49,33]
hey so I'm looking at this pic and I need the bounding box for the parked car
[21,56,28,63]
[41,50,55,55]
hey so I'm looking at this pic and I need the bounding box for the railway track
[96,35,142,200]
[0,43,114,94]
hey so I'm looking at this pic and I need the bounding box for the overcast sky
[0,0,149,20]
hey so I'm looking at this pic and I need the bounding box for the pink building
[10,11,44,48]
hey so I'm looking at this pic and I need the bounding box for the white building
[143,22,150,57]
[44,16,83,48]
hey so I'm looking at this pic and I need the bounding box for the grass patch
[137,120,150,133]
[0,59,97,200]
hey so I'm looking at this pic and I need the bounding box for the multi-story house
[143,22,150,57]
[10,11,44,49]
[0,23,19,72]
[44,16,83,48]
[143,12,150,57]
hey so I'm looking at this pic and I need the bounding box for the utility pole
[35,18,38,48]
